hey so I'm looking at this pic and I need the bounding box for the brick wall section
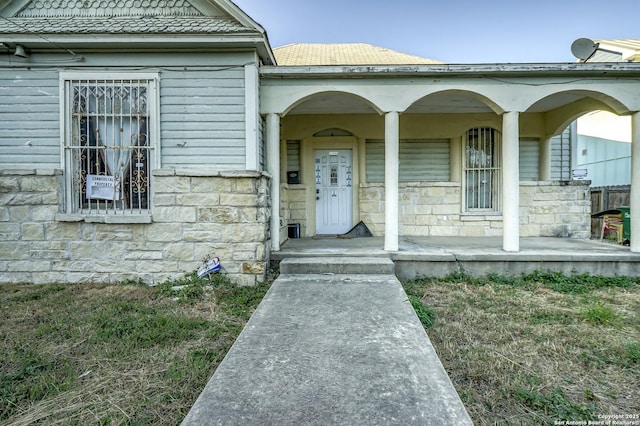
[0,169,270,285]
[360,181,591,238]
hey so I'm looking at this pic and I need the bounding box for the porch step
[280,257,395,275]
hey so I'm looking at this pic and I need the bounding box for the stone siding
[281,184,308,237]
[520,181,591,238]
[359,181,591,238]
[0,169,270,285]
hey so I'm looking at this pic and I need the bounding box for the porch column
[502,111,520,252]
[631,113,640,253]
[266,113,281,252]
[539,137,552,181]
[385,111,400,252]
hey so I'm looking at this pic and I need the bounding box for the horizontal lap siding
[400,140,449,182]
[160,69,246,169]
[286,140,301,172]
[366,139,450,183]
[366,141,385,182]
[551,126,572,181]
[519,139,540,181]
[259,116,265,170]
[0,71,60,169]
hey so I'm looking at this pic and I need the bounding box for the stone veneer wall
[359,181,591,238]
[0,169,270,285]
[281,184,308,237]
[520,181,591,238]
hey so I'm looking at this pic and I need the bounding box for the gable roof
[0,0,275,63]
[274,43,444,66]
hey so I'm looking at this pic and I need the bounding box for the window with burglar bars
[62,77,156,215]
[464,128,501,212]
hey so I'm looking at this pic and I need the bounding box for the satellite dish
[571,38,598,61]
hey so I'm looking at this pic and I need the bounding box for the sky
[232,0,638,64]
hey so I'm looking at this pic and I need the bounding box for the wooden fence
[590,185,630,239]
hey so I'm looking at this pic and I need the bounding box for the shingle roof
[0,16,252,34]
[274,43,444,66]
[15,0,201,17]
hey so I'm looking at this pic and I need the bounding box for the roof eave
[260,62,640,78]
[205,0,276,64]
[0,33,274,61]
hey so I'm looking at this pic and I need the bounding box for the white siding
[159,69,246,169]
[259,116,266,171]
[519,138,540,181]
[0,70,60,168]
[551,126,572,181]
[366,140,385,182]
[366,139,450,183]
[0,65,249,171]
[286,140,301,172]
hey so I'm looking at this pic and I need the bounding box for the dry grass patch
[404,273,640,425]
[0,275,271,425]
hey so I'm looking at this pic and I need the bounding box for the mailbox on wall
[287,171,300,184]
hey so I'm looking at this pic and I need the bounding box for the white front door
[315,150,353,235]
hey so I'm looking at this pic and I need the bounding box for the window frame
[59,71,160,219]
[462,127,502,213]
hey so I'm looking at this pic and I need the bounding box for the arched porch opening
[524,90,639,251]
[276,91,381,242]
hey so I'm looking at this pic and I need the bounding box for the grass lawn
[0,274,271,425]
[2,271,638,425]
[404,272,640,425]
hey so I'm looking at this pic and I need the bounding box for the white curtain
[88,87,138,179]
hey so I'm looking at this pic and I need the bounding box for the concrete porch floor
[272,237,640,278]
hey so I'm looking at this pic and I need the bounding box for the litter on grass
[197,257,221,278]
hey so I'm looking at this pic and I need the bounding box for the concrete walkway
[182,267,472,425]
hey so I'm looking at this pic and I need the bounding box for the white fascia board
[1,33,275,61]
[209,0,266,34]
[260,63,640,78]
[188,0,276,64]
